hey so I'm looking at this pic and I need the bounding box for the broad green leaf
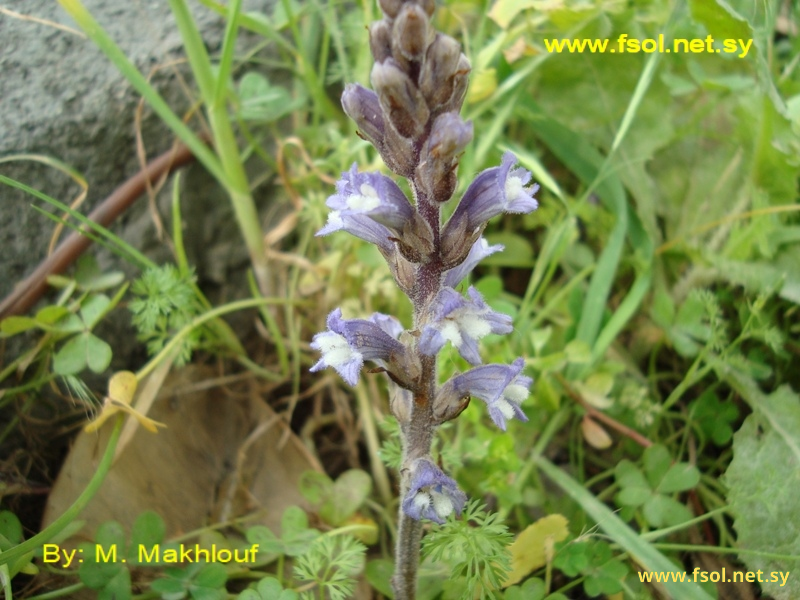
[86,334,113,373]
[75,257,125,291]
[129,512,165,562]
[615,460,649,492]
[643,495,693,528]
[80,294,111,328]
[690,391,739,446]
[298,471,333,505]
[504,577,549,600]
[79,521,130,598]
[280,507,319,557]
[195,562,228,588]
[0,316,38,336]
[643,444,672,488]
[364,559,394,598]
[617,486,651,507]
[574,372,614,409]
[245,526,282,556]
[657,463,700,494]
[0,512,23,546]
[687,0,751,41]
[52,313,85,334]
[722,383,800,600]
[320,469,372,526]
[474,275,503,300]
[248,576,299,600]
[99,568,131,600]
[53,334,89,375]
[35,305,70,325]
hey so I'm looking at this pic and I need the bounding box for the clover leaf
[553,539,628,598]
[689,390,739,446]
[615,444,700,528]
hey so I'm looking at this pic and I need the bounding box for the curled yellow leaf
[84,371,166,434]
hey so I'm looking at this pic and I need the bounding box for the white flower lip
[316,331,362,368]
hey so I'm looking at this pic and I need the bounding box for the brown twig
[554,372,653,448]
[0,142,198,319]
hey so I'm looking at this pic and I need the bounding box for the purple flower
[443,238,504,288]
[418,287,512,365]
[437,358,531,430]
[369,311,405,339]
[445,152,539,236]
[326,164,413,231]
[401,457,467,524]
[311,309,405,386]
[317,211,394,253]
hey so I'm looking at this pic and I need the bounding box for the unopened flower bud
[378,0,403,18]
[369,20,393,64]
[382,126,417,178]
[416,113,471,202]
[441,53,471,113]
[371,60,429,139]
[395,211,435,263]
[392,4,430,62]
[440,211,482,268]
[381,245,416,295]
[428,113,472,160]
[341,84,386,150]
[415,0,435,17]
[390,385,413,424]
[420,34,462,106]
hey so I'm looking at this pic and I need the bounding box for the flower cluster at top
[311,0,539,526]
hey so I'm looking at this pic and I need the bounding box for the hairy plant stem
[392,185,442,600]
[393,354,435,599]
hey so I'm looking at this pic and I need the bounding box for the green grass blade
[166,0,217,102]
[213,0,243,107]
[592,206,654,363]
[0,174,153,270]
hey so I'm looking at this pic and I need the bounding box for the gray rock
[0,0,267,303]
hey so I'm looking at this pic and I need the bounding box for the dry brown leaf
[44,365,321,542]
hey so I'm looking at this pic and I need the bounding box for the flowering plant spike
[311,0,539,596]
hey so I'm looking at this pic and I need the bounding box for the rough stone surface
[0,0,267,302]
